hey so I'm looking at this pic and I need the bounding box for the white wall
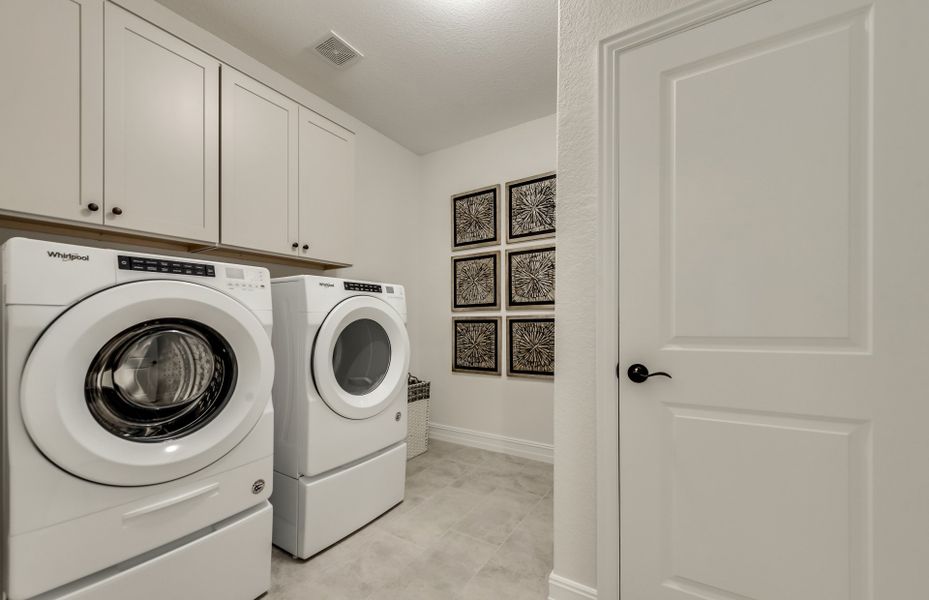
[554,0,695,594]
[417,115,557,453]
[332,125,423,369]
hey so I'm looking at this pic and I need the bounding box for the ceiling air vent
[314,31,363,68]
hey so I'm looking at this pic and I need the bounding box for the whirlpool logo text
[47,251,90,262]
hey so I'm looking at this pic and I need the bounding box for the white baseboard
[549,572,598,600]
[428,422,553,464]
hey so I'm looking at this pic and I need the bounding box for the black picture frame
[452,317,501,375]
[507,172,556,243]
[507,316,555,379]
[507,246,555,309]
[452,251,500,311]
[452,185,500,250]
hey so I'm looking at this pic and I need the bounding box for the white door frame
[594,1,771,597]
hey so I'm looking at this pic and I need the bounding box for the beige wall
[554,0,696,593]
[418,115,557,451]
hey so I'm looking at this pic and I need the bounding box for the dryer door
[20,280,273,486]
[312,295,409,419]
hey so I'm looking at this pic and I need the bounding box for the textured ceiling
[154,0,558,154]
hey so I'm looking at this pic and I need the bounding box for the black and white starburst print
[508,174,555,241]
[453,188,498,248]
[454,319,499,373]
[508,247,555,308]
[509,318,555,377]
[454,253,498,309]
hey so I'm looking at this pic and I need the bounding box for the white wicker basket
[406,375,430,459]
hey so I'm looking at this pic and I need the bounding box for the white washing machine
[269,275,409,559]
[1,238,275,600]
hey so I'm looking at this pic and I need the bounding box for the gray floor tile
[406,451,449,476]
[451,487,543,545]
[267,441,553,600]
[461,560,550,600]
[268,523,381,597]
[375,530,498,600]
[376,486,484,547]
[490,506,553,579]
[405,457,474,500]
[450,457,553,498]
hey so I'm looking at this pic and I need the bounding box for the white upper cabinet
[104,2,219,243]
[0,0,104,224]
[0,1,354,265]
[220,66,299,256]
[222,80,355,265]
[298,107,355,266]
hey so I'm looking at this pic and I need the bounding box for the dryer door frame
[20,280,273,486]
[312,295,410,420]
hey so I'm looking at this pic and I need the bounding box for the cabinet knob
[292,242,299,249]
[302,244,309,251]
[87,203,99,212]
[111,206,123,216]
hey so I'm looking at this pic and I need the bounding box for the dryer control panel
[344,281,383,293]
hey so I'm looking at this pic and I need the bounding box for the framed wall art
[507,172,556,243]
[507,316,555,379]
[452,317,501,375]
[452,251,499,311]
[452,185,500,250]
[506,246,555,309]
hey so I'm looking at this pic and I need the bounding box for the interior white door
[616,0,929,598]
[298,107,355,265]
[104,2,219,243]
[0,0,103,224]
[220,66,299,256]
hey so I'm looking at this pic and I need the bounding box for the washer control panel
[118,255,215,277]
[344,281,383,293]
[224,266,267,291]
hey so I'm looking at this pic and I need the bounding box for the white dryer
[269,275,409,559]
[1,238,275,600]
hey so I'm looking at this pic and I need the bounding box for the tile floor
[268,440,553,599]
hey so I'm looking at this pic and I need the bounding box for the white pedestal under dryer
[269,275,409,559]
[0,238,276,600]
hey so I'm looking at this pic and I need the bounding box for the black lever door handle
[627,363,672,383]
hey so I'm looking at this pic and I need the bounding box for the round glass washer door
[312,296,409,419]
[20,280,274,486]
[85,319,237,442]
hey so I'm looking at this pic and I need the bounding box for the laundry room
[4,0,929,599]
[1,0,556,598]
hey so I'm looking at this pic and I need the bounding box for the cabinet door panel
[221,66,298,256]
[298,108,355,265]
[104,3,219,243]
[0,0,103,224]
